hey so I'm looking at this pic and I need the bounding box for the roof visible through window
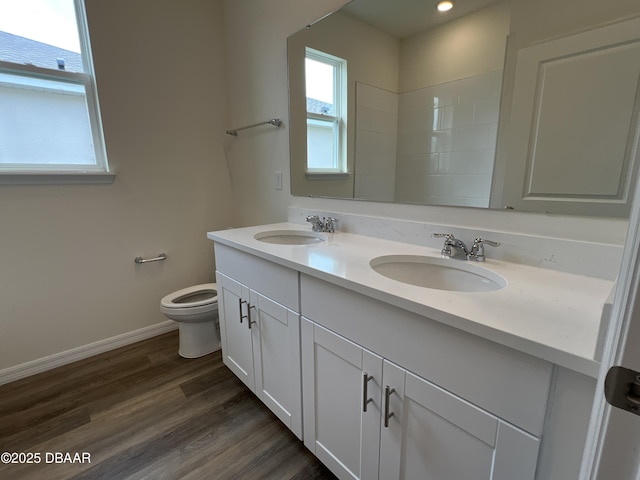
[0,0,82,72]
[0,31,83,72]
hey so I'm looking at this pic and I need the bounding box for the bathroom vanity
[208,222,614,480]
[215,243,303,438]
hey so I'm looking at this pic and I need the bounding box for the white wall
[222,0,346,227]
[0,0,233,372]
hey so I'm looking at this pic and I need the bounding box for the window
[0,0,111,183]
[305,48,347,174]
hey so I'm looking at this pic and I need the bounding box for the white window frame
[0,0,113,185]
[305,47,347,175]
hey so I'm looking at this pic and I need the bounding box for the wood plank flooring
[0,331,337,480]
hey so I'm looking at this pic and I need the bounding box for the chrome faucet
[433,233,469,260]
[306,215,338,233]
[433,233,499,261]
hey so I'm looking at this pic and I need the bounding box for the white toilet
[160,283,221,358]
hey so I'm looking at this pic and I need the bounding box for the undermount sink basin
[254,229,326,245]
[370,255,506,292]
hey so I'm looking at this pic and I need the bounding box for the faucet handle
[470,237,500,262]
[474,237,499,247]
[324,217,338,233]
[433,233,455,240]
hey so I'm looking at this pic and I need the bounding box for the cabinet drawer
[214,243,299,311]
[300,274,552,436]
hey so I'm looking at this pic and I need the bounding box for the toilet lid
[160,283,217,309]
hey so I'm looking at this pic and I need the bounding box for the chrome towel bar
[134,253,167,264]
[226,118,282,136]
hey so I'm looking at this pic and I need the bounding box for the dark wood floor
[0,331,337,480]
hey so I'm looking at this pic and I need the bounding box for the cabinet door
[379,361,540,480]
[250,290,302,439]
[217,272,254,390]
[301,319,382,480]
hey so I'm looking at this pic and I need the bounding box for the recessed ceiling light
[437,0,454,12]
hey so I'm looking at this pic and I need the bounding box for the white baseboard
[0,321,178,386]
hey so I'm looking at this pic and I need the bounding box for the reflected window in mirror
[305,48,347,173]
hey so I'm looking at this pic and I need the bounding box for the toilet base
[178,320,221,358]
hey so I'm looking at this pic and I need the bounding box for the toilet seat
[160,283,217,310]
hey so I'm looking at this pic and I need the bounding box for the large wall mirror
[287,0,640,217]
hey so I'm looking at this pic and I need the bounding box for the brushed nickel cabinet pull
[384,385,396,428]
[248,305,257,329]
[238,299,248,324]
[363,373,374,412]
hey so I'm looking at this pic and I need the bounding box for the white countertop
[208,222,614,377]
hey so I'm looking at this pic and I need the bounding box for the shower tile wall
[395,70,502,206]
[354,83,398,201]
[354,71,502,206]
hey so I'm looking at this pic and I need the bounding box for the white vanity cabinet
[214,243,302,439]
[209,224,609,480]
[302,318,539,480]
[301,273,552,480]
[301,319,383,480]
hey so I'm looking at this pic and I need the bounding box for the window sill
[305,172,351,181]
[0,171,116,186]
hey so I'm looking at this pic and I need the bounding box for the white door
[497,17,640,217]
[301,318,382,480]
[250,290,303,439]
[379,361,539,480]
[216,272,254,390]
[582,139,640,477]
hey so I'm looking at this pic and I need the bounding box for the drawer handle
[384,385,396,428]
[238,299,248,324]
[363,373,374,412]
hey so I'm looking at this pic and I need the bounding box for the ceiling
[341,0,504,39]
